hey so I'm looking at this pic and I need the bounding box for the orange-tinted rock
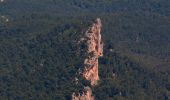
[72,18,103,100]
[83,18,103,85]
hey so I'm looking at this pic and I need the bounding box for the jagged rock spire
[72,18,103,100]
[83,18,103,85]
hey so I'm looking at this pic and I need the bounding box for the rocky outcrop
[82,18,103,86]
[72,18,103,100]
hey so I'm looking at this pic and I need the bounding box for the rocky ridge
[72,18,103,100]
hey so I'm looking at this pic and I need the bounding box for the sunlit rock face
[72,18,103,100]
[83,18,103,86]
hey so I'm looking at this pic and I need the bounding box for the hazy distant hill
[1,0,170,16]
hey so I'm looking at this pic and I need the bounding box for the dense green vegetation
[0,0,170,100]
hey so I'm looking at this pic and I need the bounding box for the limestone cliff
[72,18,103,100]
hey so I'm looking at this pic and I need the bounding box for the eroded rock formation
[72,18,103,100]
[82,18,103,86]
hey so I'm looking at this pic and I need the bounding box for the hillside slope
[0,17,170,100]
[0,0,170,100]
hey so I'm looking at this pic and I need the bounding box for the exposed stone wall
[83,18,103,86]
[72,18,103,100]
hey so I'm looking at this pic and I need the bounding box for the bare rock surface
[72,18,103,100]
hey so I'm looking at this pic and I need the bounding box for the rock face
[83,18,103,86]
[72,18,103,100]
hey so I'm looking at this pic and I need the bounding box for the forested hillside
[1,0,170,16]
[0,0,170,100]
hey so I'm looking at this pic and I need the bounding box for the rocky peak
[83,18,103,85]
[72,18,103,100]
